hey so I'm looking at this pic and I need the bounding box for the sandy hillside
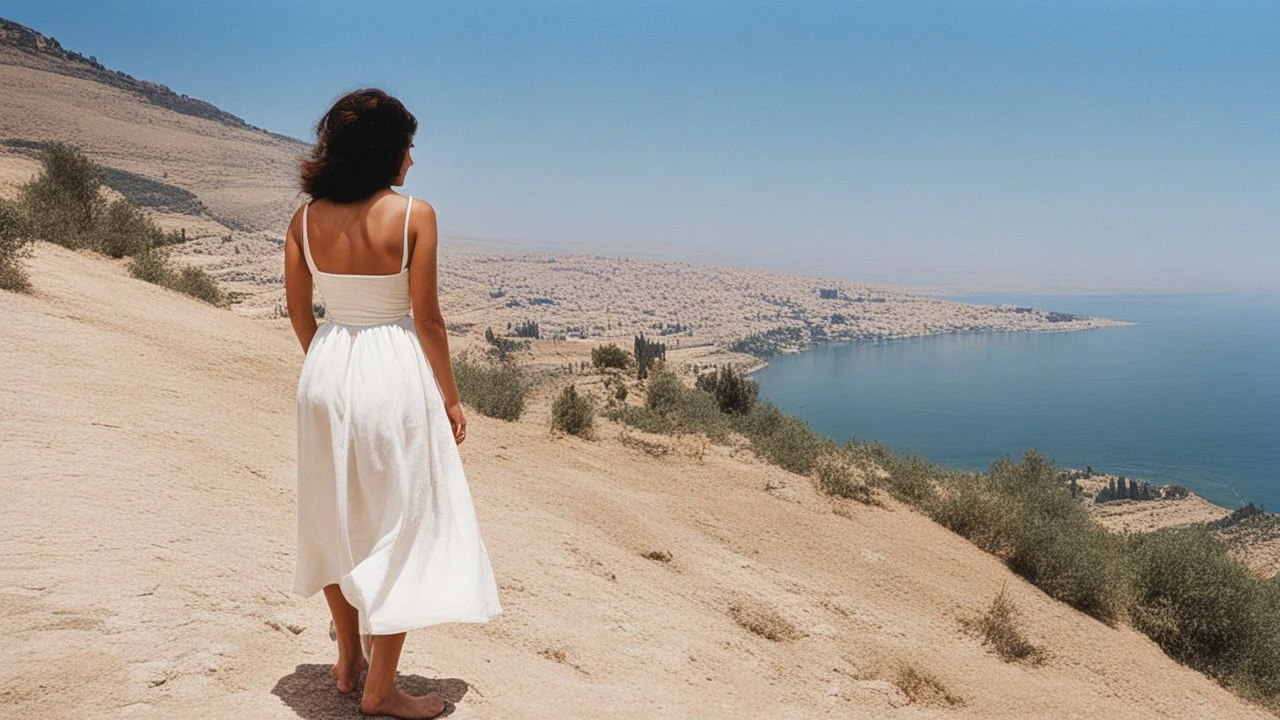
[0,33,306,233]
[1,242,1271,720]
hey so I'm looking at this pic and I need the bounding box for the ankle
[361,683,396,705]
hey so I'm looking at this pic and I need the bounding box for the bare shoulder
[408,197,438,243]
[409,196,437,220]
[286,201,308,240]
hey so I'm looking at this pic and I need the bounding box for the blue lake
[748,293,1280,511]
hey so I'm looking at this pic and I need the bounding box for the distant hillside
[0,17,301,145]
[0,15,308,238]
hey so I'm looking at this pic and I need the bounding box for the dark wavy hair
[300,89,418,202]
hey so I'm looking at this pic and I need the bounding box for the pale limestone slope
[0,242,1268,719]
[0,44,305,233]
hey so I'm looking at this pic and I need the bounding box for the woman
[284,88,502,719]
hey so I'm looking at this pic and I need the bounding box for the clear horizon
[4,2,1277,295]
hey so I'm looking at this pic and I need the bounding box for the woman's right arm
[406,199,467,443]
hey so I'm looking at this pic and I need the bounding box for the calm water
[749,294,1280,511]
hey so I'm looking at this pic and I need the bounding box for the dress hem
[291,578,502,635]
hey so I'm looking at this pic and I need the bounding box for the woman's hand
[446,400,467,445]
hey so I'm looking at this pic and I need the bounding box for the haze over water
[750,294,1280,512]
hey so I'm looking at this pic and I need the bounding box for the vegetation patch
[127,247,224,305]
[893,665,964,707]
[1126,525,1280,702]
[616,428,671,457]
[551,384,595,438]
[9,142,222,305]
[730,401,834,475]
[0,198,33,293]
[694,363,759,415]
[727,599,803,642]
[961,583,1047,665]
[606,362,730,440]
[591,342,632,370]
[483,326,531,361]
[601,360,1280,709]
[452,349,528,421]
[633,332,667,380]
[812,452,876,505]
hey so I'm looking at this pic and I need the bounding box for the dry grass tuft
[728,599,804,642]
[618,428,672,457]
[893,664,964,707]
[641,549,673,563]
[961,583,1048,665]
[539,647,568,664]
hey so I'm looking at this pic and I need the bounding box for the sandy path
[1,243,1271,719]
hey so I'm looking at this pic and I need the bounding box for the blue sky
[4,1,1277,293]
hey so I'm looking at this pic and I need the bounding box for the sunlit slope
[0,242,1267,719]
[0,29,306,233]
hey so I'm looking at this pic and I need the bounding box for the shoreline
[736,321,1137,378]
[723,339,1277,579]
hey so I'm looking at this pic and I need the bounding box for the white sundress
[292,194,502,653]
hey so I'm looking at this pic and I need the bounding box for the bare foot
[331,653,369,694]
[359,687,447,719]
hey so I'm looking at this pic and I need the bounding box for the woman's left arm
[283,207,318,354]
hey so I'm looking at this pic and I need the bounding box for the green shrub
[551,384,595,437]
[648,364,727,436]
[925,468,1006,545]
[605,403,676,435]
[645,362,684,413]
[15,141,221,303]
[0,198,33,293]
[168,264,225,306]
[812,452,874,503]
[1127,524,1280,692]
[634,332,666,380]
[18,142,104,249]
[94,198,161,258]
[126,246,173,285]
[850,441,940,506]
[608,363,728,439]
[513,319,540,338]
[927,451,1126,624]
[695,363,759,415]
[730,401,834,475]
[452,349,527,421]
[126,246,225,306]
[483,326,530,361]
[591,343,632,370]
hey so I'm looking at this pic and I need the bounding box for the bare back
[302,190,416,276]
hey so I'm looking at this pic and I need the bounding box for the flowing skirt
[293,315,501,654]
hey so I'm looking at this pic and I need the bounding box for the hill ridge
[0,16,306,147]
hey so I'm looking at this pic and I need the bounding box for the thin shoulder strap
[301,201,317,274]
[401,195,413,271]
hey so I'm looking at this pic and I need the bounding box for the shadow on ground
[272,664,470,718]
